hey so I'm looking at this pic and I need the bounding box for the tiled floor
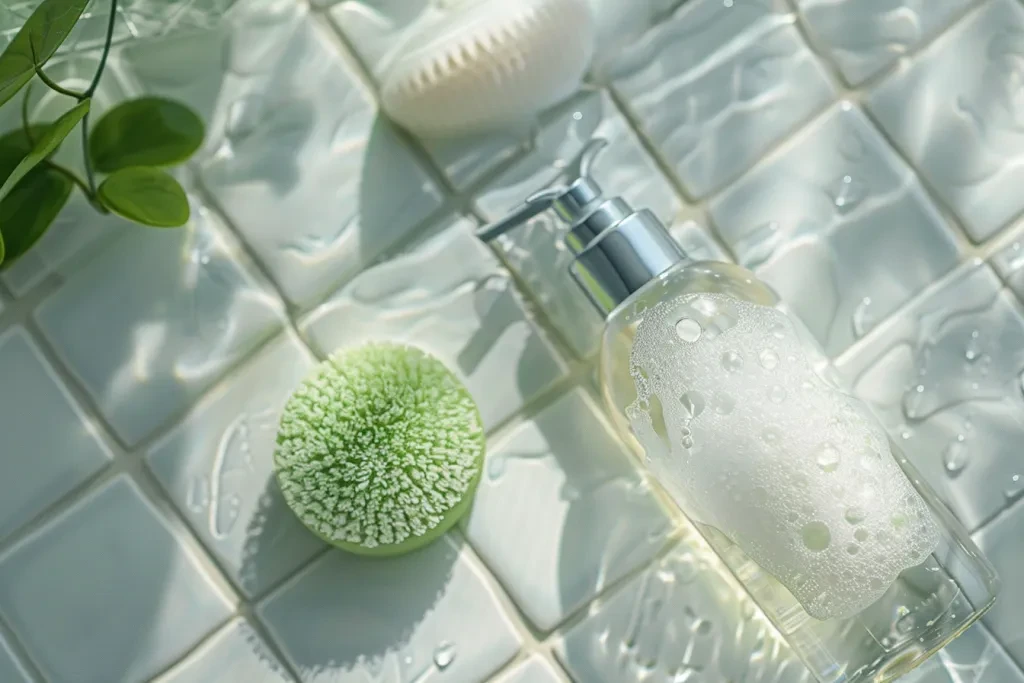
[2,0,1024,681]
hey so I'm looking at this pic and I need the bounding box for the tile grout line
[0,606,47,682]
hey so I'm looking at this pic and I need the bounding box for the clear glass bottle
[477,139,1000,683]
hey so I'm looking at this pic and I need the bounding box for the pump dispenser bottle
[477,138,999,683]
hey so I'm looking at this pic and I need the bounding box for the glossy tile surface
[0,633,32,683]
[0,477,232,683]
[0,328,111,542]
[837,264,1024,530]
[3,0,1024,681]
[711,103,960,357]
[465,389,670,631]
[868,0,1024,243]
[156,618,295,683]
[259,535,521,682]
[147,334,325,599]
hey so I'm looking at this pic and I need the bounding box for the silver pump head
[476,137,689,317]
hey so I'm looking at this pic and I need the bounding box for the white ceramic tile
[991,230,1024,301]
[301,217,566,432]
[868,0,1024,243]
[464,389,671,632]
[0,55,130,295]
[0,476,233,683]
[612,1,833,198]
[167,3,444,308]
[0,328,111,542]
[0,634,33,683]
[671,218,730,263]
[147,334,325,599]
[258,535,522,683]
[794,0,972,85]
[975,501,1024,669]
[157,618,295,683]
[476,91,686,358]
[35,193,284,447]
[492,655,563,683]
[555,540,811,683]
[836,263,1024,531]
[710,102,961,357]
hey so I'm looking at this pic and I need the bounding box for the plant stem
[20,83,35,145]
[81,0,119,195]
[44,161,92,198]
[33,64,87,100]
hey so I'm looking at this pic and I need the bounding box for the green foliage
[98,167,189,227]
[0,98,88,202]
[0,0,89,107]
[0,0,204,268]
[90,97,204,173]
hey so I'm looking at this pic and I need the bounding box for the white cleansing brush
[379,0,596,138]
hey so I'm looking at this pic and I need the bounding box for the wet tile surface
[0,477,232,683]
[259,535,521,682]
[3,0,1024,681]
[464,389,670,631]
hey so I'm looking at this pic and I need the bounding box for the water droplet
[896,611,916,635]
[770,322,786,339]
[845,507,866,524]
[680,391,705,418]
[768,385,787,403]
[1007,474,1023,500]
[487,454,507,481]
[846,543,860,555]
[854,528,870,542]
[681,435,694,449]
[891,513,908,530]
[943,439,968,476]
[860,449,881,469]
[831,173,865,213]
[761,427,782,446]
[433,642,456,670]
[186,477,209,513]
[722,350,744,372]
[965,330,981,362]
[816,443,840,472]
[675,318,703,342]
[759,349,780,370]
[801,521,831,551]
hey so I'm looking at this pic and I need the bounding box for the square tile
[926,624,1024,683]
[0,328,111,542]
[300,217,566,432]
[794,0,972,85]
[476,91,687,358]
[0,476,232,683]
[35,192,285,447]
[975,501,1024,668]
[991,229,1024,301]
[174,3,444,308]
[147,333,325,599]
[259,535,522,682]
[836,263,1024,530]
[555,540,811,683]
[0,54,130,296]
[710,103,961,356]
[868,0,1024,242]
[493,655,563,683]
[156,618,294,683]
[0,633,33,683]
[464,389,671,631]
[612,2,833,198]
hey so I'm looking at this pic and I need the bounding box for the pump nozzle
[476,136,688,316]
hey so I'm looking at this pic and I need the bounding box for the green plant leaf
[0,227,5,265]
[97,167,190,227]
[89,97,205,173]
[0,99,88,204]
[0,0,89,107]
[0,125,51,177]
[0,167,72,266]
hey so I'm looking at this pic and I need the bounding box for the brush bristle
[274,343,484,556]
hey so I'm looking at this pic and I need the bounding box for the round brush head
[380,0,595,138]
[274,343,485,556]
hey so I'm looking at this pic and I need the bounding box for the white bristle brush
[379,0,596,138]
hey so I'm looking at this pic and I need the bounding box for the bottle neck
[568,206,689,317]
